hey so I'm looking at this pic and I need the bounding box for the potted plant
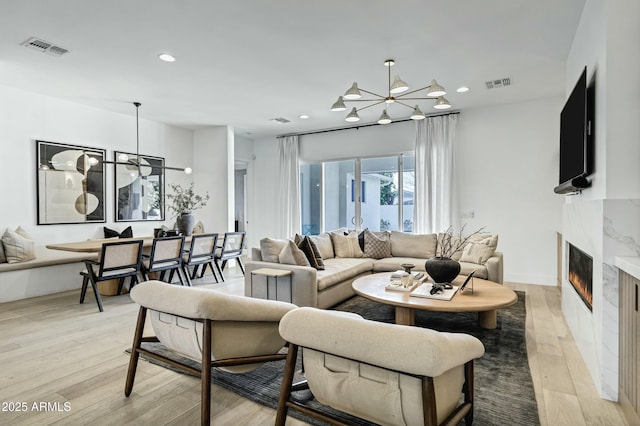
[166,182,210,236]
[425,225,484,283]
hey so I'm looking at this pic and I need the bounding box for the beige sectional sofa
[244,230,503,309]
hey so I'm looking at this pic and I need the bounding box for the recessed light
[456,86,469,93]
[158,53,176,62]
[299,114,310,119]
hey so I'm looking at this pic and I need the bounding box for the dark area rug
[129,291,539,425]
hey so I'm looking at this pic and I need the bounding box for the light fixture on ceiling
[331,59,451,124]
[158,53,176,62]
[99,102,192,175]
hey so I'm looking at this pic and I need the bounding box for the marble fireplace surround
[562,199,640,401]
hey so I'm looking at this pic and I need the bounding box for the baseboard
[504,273,556,286]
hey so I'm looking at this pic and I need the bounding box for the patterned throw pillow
[330,231,363,258]
[459,235,499,265]
[363,229,391,259]
[297,236,325,270]
[278,240,311,266]
[2,227,36,263]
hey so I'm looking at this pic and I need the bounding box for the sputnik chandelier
[331,59,451,124]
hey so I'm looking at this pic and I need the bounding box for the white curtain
[413,114,458,234]
[277,135,301,239]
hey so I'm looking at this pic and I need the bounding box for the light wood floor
[0,268,629,425]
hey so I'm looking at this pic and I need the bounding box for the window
[300,154,413,234]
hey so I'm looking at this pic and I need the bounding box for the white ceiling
[0,0,585,138]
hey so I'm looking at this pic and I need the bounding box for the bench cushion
[0,247,97,273]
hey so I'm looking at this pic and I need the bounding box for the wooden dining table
[46,236,192,253]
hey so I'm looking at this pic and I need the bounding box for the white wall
[456,98,565,285]
[0,85,193,244]
[249,101,562,285]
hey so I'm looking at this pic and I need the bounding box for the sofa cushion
[310,233,334,260]
[279,240,311,266]
[316,258,374,291]
[260,238,288,263]
[389,232,437,258]
[331,232,363,258]
[372,257,427,273]
[2,228,36,263]
[298,236,325,270]
[363,229,391,259]
[459,235,498,265]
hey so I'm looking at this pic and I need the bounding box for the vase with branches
[166,183,210,236]
[426,225,485,284]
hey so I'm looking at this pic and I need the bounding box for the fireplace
[568,243,593,311]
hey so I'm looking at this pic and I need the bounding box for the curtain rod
[278,110,460,138]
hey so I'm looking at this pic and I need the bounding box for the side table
[249,268,293,302]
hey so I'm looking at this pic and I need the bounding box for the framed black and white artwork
[36,140,106,225]
[114,151,164,222]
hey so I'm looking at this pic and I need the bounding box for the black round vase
[424,257,461,284]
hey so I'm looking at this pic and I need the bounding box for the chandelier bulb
[377,109,392,125]
[345,107,360,122]
[410,105,426,120]
[331,96,347,111]
[344,82,362,100]
[389,75,409,94]
[433,96,452,110]
[427,79,446,97]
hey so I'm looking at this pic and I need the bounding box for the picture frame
[114,151,165,222]
[36,140,106,225]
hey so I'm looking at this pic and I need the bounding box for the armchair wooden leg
[182,265,193,286]
[201,319,212,426]
[125,307,147,397]
[116,278,125,296]
[421,376,438,426]
[464,361,475,426]
[214,260,225,282]
[275,343,299,426]
[237,257,245,275]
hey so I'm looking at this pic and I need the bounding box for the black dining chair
[141,236,187,285]
[214,232,245,281]
[79,240,144,312]
[182,233,219,285]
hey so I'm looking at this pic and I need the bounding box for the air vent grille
[21,37,69,57]
[485,77,512,89]
[269,117,291,124]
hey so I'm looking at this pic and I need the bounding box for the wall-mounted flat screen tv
[554,66,592,194]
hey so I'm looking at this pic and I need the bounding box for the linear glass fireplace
[568,243,593,311]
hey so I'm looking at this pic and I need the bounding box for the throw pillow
[309,233,334,259]
[298,236,325,270]
[330,231,363,258]
[363,229,391,259]
[0,239,6,263]
[192,221,205,234]
[2,228,36,263]
[278,240,311,266]
[260,238,288,263]
[104,226,133,239]
[459,235,499,265]
[390,231,437,258]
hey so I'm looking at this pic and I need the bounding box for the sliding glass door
[300,154,414,234]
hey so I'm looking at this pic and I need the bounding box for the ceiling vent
[269,117,291,124]
[485,77,512,89]
[21,37,69,57]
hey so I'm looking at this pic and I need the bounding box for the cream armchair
[125,280,297,426]
[276,307,485,426]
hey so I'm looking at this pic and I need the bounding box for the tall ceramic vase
[177,213,195,236]
[424,257,461,284]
